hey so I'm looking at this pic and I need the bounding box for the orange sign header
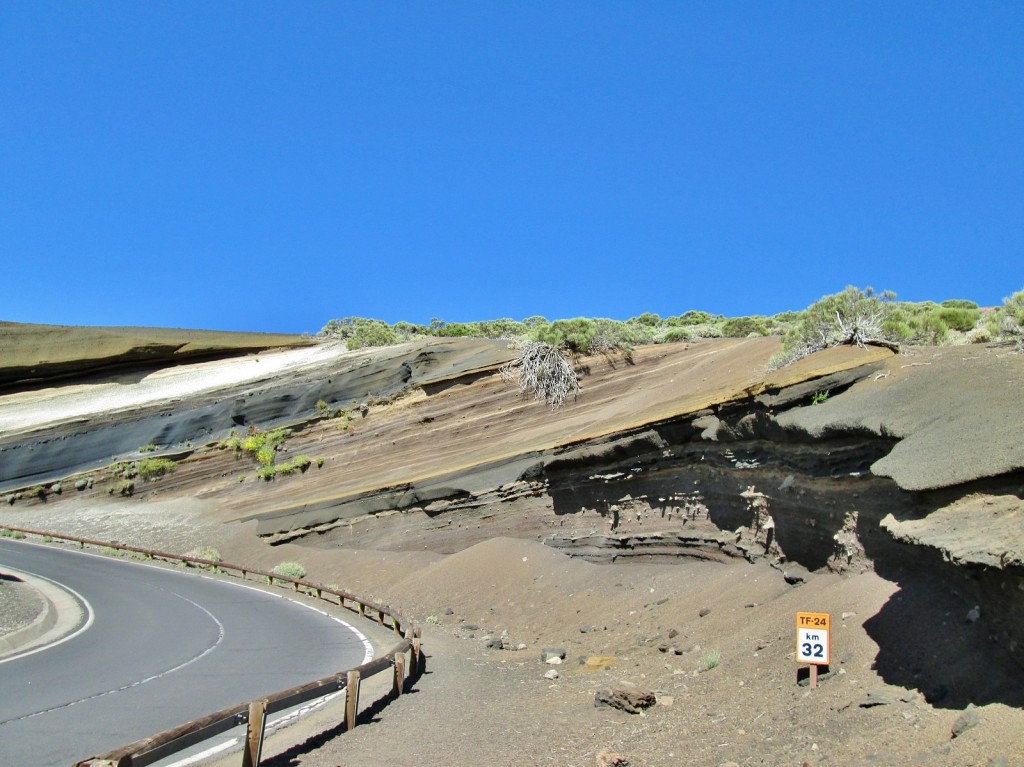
[796,612,830,631]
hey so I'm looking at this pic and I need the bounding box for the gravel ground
[0,574,46,636]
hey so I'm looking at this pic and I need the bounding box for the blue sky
[2,3,1021,334]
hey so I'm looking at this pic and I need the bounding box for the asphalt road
[0,539,372,767]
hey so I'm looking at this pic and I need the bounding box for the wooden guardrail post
[241,698,267,767]
[392,654,405,698]
[21,528,424,765]
[413,627,425,675]
[345,670,361,731]
[405,628,416,669]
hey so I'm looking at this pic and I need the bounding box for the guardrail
[0,526,423,767]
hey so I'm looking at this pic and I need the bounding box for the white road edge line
[163,737,237,766]
[3,538,378,764]
[196,573,376,665]
[0,559,96,666]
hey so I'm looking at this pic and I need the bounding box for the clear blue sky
[2,3,1021,334]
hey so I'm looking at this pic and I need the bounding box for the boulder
[594,687,656,714]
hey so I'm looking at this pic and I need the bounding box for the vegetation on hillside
[317,284,1021,406]
[320,288,1012,357]
[992,288,1024,350]
[218,426,320,481]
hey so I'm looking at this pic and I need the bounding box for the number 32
[801,642,824,658]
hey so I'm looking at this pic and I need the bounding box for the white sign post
[796,612,830,689]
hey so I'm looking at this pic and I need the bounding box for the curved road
[0,539,372,767]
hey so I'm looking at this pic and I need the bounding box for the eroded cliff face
[2,335,1022,705]
[0,321,314,389]
[258,346,1024,700]
[0,337,516,491]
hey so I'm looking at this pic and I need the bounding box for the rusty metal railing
[0,526,424,767]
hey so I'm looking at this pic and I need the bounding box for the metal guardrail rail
[0,526,424,767]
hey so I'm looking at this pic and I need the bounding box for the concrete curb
[0,567,82,660]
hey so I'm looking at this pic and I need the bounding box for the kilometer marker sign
[796,612,830,665]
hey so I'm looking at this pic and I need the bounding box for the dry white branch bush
[500,341,580,409]
[769,287,901,370]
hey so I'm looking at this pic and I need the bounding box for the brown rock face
[594,687,657,714]
[2,330,1024,725]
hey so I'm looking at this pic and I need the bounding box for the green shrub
[529,317,635,357]
[702,650,721,670]
[273,561,307,580]
[266,428,289,447]
[937,307,974,329]
[432,321,484,338]
[593,318,642,353]
[321,317,400,349]
[481,318,530,338]
[187,547,222,569]
[290,455,313,472]
[994,288,1024,349]
[393,320,427,340]
[941,299,979,310]
[881,316,914,342]
[770,310,803,324]
[530,318,598,354]
[628,312,660,327]
[256,446,276,467]
[218,430,242,451]
[670,310,717,326]
[119,480,135,496]
[967,326,993,344]
[721,316,769,337]
[914,312,951,344]
[658,327,692,343]
[138,443,158,453]
[111,462,137,479]
[771,287,900,369]
[228,425,321,481]
[138,457,176,481]
[30,485,45,500]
